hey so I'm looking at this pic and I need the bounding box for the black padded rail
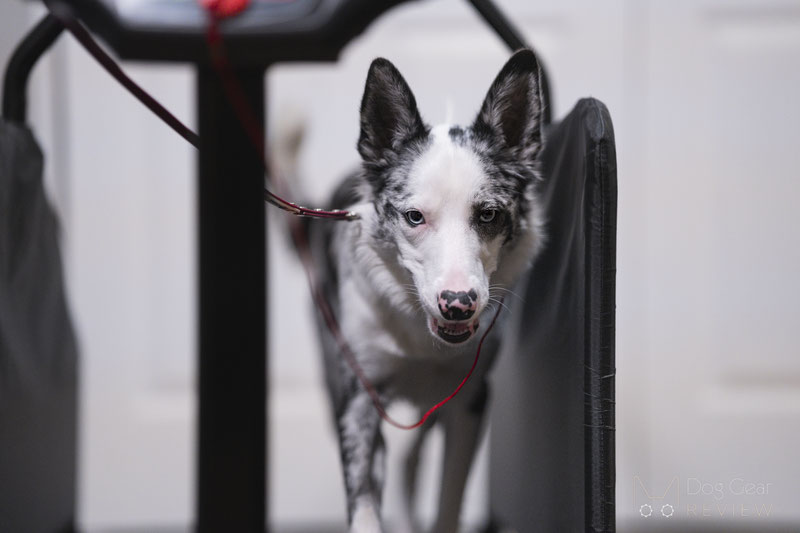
[582,99,617,533]
[489,97,617,532]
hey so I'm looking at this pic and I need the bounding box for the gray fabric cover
[0,119,78,533]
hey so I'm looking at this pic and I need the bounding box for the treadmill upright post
[196,65,267,533]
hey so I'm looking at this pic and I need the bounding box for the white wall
[2,0,799,531]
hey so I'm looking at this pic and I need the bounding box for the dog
[302,49,546,533]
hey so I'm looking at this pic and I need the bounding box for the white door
[618,0,800,529]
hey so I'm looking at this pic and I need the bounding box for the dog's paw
[350,501,383,533]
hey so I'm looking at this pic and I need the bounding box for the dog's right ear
[358,58,427,163]
[472,49,544,164]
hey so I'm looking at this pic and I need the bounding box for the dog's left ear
[358,58,427,163]
[473,49,544,163]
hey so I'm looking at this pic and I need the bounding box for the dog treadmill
[1,0,613,531]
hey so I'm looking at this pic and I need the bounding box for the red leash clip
[201,0,250,18]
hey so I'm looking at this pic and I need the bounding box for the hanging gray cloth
[0,119,78,533]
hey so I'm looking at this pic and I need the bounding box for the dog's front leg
[432,381,489,533]
[397,415,436,533]
[337,391,386,533]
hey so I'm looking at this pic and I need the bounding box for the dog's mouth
[429,317,479,345]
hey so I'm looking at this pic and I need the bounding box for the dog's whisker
[488,297,512,314]
[489,285,525,303]
[488,284,517,294]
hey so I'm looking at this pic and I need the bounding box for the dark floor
[87,522,800,533]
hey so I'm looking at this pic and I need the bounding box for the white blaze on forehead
[406,124,487,219]
[400,124,491,306]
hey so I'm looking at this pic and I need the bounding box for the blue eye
[479,209,497,223]
[405,209,425,226]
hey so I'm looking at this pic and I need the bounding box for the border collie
[305,49,545,533]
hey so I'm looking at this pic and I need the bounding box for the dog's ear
[358,58,427,163]
[473,49,544,163]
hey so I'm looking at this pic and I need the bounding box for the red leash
[50,0,503,429]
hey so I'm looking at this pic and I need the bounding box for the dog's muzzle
[431,289,480,344]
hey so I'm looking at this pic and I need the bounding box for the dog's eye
[479,209,497,223]
[404,209,425,226]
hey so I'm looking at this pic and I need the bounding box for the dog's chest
[385,350,489,408]
[340,295,494,407]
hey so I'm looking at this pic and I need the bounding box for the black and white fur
[307,50,545,533]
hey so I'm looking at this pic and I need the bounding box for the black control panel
[53,0,416,64]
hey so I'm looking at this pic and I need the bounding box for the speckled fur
[307,50,546,533]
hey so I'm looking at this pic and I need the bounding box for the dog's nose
[438,289,478,321]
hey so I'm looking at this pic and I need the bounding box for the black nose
[437,289,478,321]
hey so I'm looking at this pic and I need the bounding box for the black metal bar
[466,0,552,125]
[467,0,527,50]
[196,65,267,533]
[2,14,63,122]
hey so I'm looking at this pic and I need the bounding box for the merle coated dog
[306,49,545,533]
